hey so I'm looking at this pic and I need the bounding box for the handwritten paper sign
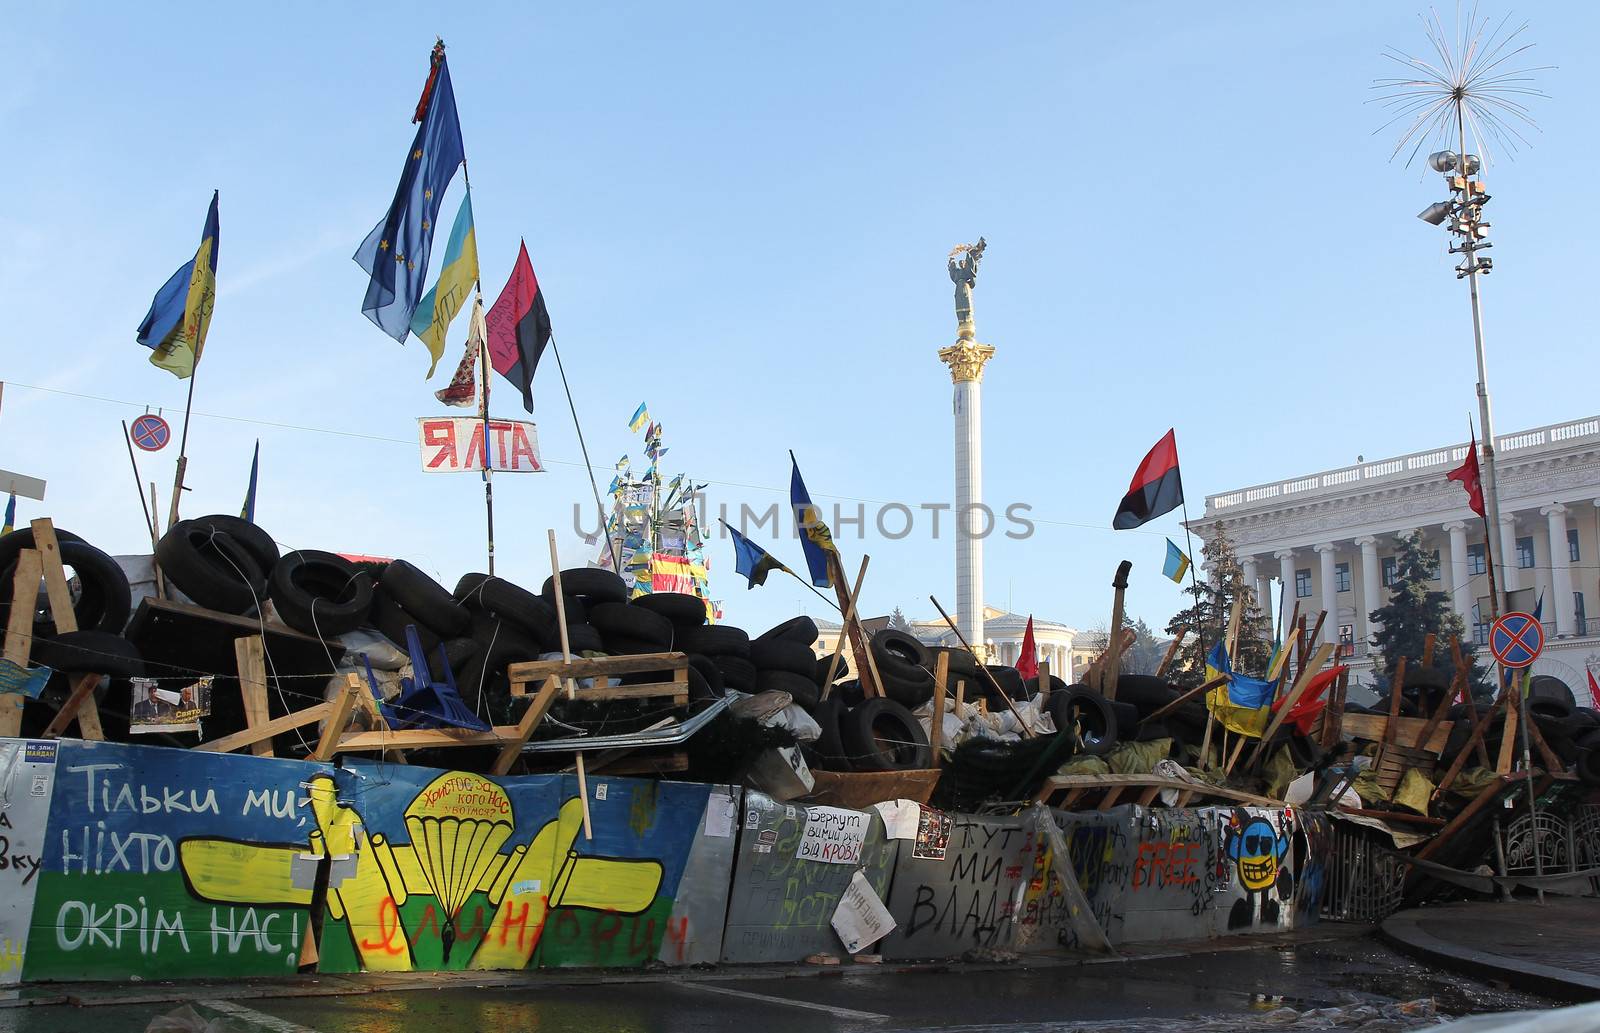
[798,805,868,865]
[831,870,896,954]
[417,417,543,474]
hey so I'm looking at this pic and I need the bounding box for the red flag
[1447,435,1486,518]
[1015,616,1039,681]
[1588,669,1600,710]
[485,241,552,414]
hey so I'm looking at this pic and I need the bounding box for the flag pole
[1471,416,1502,626]
[548,331,619,574]
[1179,498,1208,674]
[457,82,496,575]
[166,367,198,531]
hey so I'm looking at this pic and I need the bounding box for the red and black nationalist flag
[1113,429,1183,530]
[485,240,551,413]
[1446,433,1486,518]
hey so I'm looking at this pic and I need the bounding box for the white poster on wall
[831,870,896,954]
[797,806,868,865]
[0,740,58,984]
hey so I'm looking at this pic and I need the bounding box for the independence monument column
[938,238,993,659]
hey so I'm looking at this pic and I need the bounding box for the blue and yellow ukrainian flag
[628,402,650,432]
[240,440,260,523]
[1204,641,1275,737]
[409,195,479,376]
[2,493,15,536]
[789,451,836,588]
[136,191,219,379]
[1162,538,1190,583]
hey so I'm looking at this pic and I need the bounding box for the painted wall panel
[720,792,897,963]
[26,740,331,982]
[0,740,59,983]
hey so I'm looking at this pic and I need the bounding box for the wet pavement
[0,937,1556,1033]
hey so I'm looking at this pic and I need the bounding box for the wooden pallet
[1037,773,1282,811]
[804,769,940,810]
[507,651,689,704]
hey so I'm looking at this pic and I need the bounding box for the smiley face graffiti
[1222,808,1292,930]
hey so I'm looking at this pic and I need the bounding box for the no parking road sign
[1490,611,1544,670]
[129,414,171,452]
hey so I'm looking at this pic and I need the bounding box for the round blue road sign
[1490,611,1543,670]
[130,414,171,452]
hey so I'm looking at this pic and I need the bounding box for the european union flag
[354,44,466,342]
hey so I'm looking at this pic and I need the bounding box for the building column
[1543,505,1576,637]
[1315,544,1338,643]
[1499,514,1521,594]
[1444,522,1473,628]
[1241,556,1258,598]
[1357,536,1382,646]
[1275,551,1295,619]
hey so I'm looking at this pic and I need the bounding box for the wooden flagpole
[166,370,198,531]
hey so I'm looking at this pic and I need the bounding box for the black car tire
[633,592,706,626]
[589,601,674,649]
[840,698,931,771]
[269,550,373,637]
[679,624,751,659]
[185,515,279,578]
[755,668,820,709]
[1,537,132,634]
[380,560,470,637]
[714,654,757,692]
[757,616,819,647]
[371,587,443,655]
[541,568,628,605]
[750,638,817,677]
[1048,687,1117,756]
[31,630,143,679]
[156,522,266,614]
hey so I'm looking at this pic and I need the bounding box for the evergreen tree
[888,606,912,632]
[1126,618,1167,676]
[1369,530,1485,696]
[1164,525,1274,686]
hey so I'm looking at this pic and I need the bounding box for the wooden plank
[30,520,78,635]
[1224,593,1244,658]
[1435,695,1507,795]
[1155,626,1185,679]
[1414,644,1462,750]
[197,702,334,754]
[821,556,871,696]
[581,751,690,777]
[1062,788,1086,809]
[1321,669,1349,750]
[1038,774,1281,809]
[1339,712,1452,753]
[311,679,360,762]
[41,673,102,739]
[1135,785,1161,807]
[575,682,688,703]
[337,726,513,751]
[544,533,593,840]
[30,526,110,738]
[1100,561,1133,698]
[1417,777,1512,862]
[1139,674,1227,727]
[930,651,949,767]
[492,675,561,775]
[1097,786,1126,811]
[508,651,689,685]
[1375,657,1409,771]
[1,548,43,737]
[233,635,274,757]
[1497,679,1521,775]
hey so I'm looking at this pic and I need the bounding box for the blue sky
[3,2,1596,639]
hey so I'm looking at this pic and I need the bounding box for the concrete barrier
[0,737,1326,983]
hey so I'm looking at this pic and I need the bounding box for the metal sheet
[720,791,898,963]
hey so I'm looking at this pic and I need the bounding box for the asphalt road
[0,939,1555,1033]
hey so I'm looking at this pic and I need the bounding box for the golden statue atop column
[938,238,994,383]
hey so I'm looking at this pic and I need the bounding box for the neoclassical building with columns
[1188,415,1600,694]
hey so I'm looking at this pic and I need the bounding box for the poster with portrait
[129,676,213,734]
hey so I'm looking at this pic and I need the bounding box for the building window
[1334,562,1351,593]
[1517,536,1535,569]
[1578,592,1588,637]
[1337,624,1354,658]
[1471,603,1489,646]
[1382,556,1398,587]
[1570,528,1581,563]
[1468,543,1486,576]
[1295,568,1312,598]
[1428,549,1441,579]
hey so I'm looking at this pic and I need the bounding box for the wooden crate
[507,651,689,705]
[803,769,940,809]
